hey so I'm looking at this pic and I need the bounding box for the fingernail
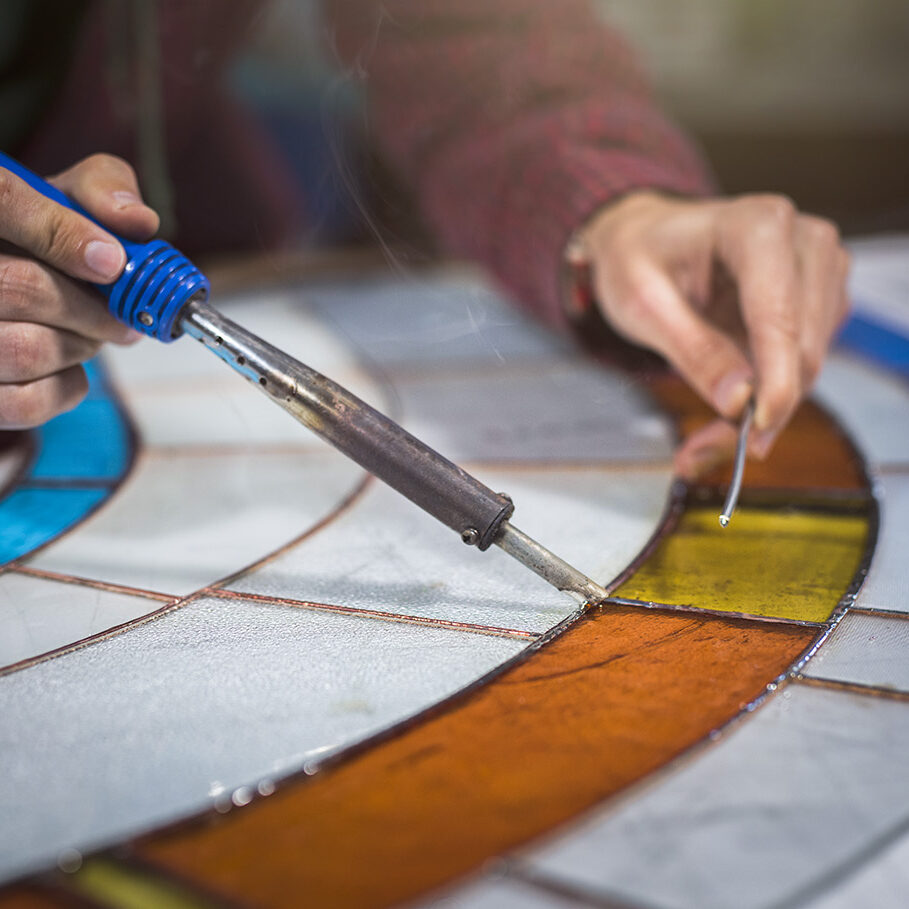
[714,370,752,416]
[676,445,726,481]
[112,190,141,208]
[750,430,775,459]
[84,240,124,282]
[121,328,144,344]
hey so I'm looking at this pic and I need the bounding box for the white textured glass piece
[815,356,909,469]
[396,364,673,464]
[523,684,909,909]
[803,612,909,692]
[230,466,672,633]
[416,875,580,908]
[31,451,365,595]
[848,233,909,336]
[0,596,526,884]
[0,573,158,667]
[305,268,572,366]
[802,826,909,909]
[103,295,386,448]
[855,473,909,614]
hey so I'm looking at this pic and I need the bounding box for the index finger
[715,196,801,438]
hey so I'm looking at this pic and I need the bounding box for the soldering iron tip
[718,514,730,528]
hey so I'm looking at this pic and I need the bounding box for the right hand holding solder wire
[0,153,158,428]
[567,190,851,477]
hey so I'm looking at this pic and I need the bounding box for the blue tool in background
[0,151,608,606]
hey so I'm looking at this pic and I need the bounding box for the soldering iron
[0,151,608,606]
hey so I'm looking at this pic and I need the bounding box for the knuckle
[84,152,136,182]
[0,384,52,428]
[0,258,51,314]
[802,215,840,248]
[740,194,797,231]
[760,304,800,343]
[1,324,45,379]
[38,210,82,261]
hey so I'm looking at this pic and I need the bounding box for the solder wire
[719,399,754,528]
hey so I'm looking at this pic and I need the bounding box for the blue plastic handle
[0,151,208,341]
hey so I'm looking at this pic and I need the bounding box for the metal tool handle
[182,300,515,550]
[0,151,207,341]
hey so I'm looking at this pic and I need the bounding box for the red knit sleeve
[323,0,715,330]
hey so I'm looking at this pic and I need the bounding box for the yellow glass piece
[616,507,869,623]
[68,857,214,909]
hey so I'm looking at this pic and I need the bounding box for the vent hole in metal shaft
[237,356,246,366]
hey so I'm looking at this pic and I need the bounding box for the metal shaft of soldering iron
[181,298,608,606]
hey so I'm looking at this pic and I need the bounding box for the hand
[567,191,850,477]
[0,153,159,428]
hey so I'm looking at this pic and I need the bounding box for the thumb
[0,166,126,284]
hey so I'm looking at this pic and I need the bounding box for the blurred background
[233,0,909,245]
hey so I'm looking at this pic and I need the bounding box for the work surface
[1,240,908,909]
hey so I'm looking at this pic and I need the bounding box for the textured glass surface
[31,451,365,595]
[815,356,909,469]
[855,473,909,614]
[524,683,909,909]
[102,297,385,448]
[801,827,909,909]
[0,596,526,883]
[803,612,909,691]
[617,507,869,622]
[0,573,158,667]
[414,875,577,908]
[230,467,673,633]
[394,364,673,463]
[306,268,573,366]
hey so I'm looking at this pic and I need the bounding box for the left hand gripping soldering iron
[0,152,607,606]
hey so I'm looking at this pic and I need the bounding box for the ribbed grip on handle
[0,150,208,341]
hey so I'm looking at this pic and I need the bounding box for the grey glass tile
[31,451,365,596]
[0,573,158,667]
[815,356,909,470]
[416,874,588,908]
[103,292,355,390]
[395,364,673,464]
[304,268,572,366]
[229,466,673,633]
[802,612,909,692]
[801,825,909,909]
[112,372,385,450]
[103,294,387,449]
[522,684,909,909]
[0,596,526,885]
[856,473,909,615]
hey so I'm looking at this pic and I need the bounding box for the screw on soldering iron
[718,398,754,528]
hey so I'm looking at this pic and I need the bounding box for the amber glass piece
[647,375,867,491]
[137,608,814,909]
[0,886,62,909]
[617,507,869,623]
